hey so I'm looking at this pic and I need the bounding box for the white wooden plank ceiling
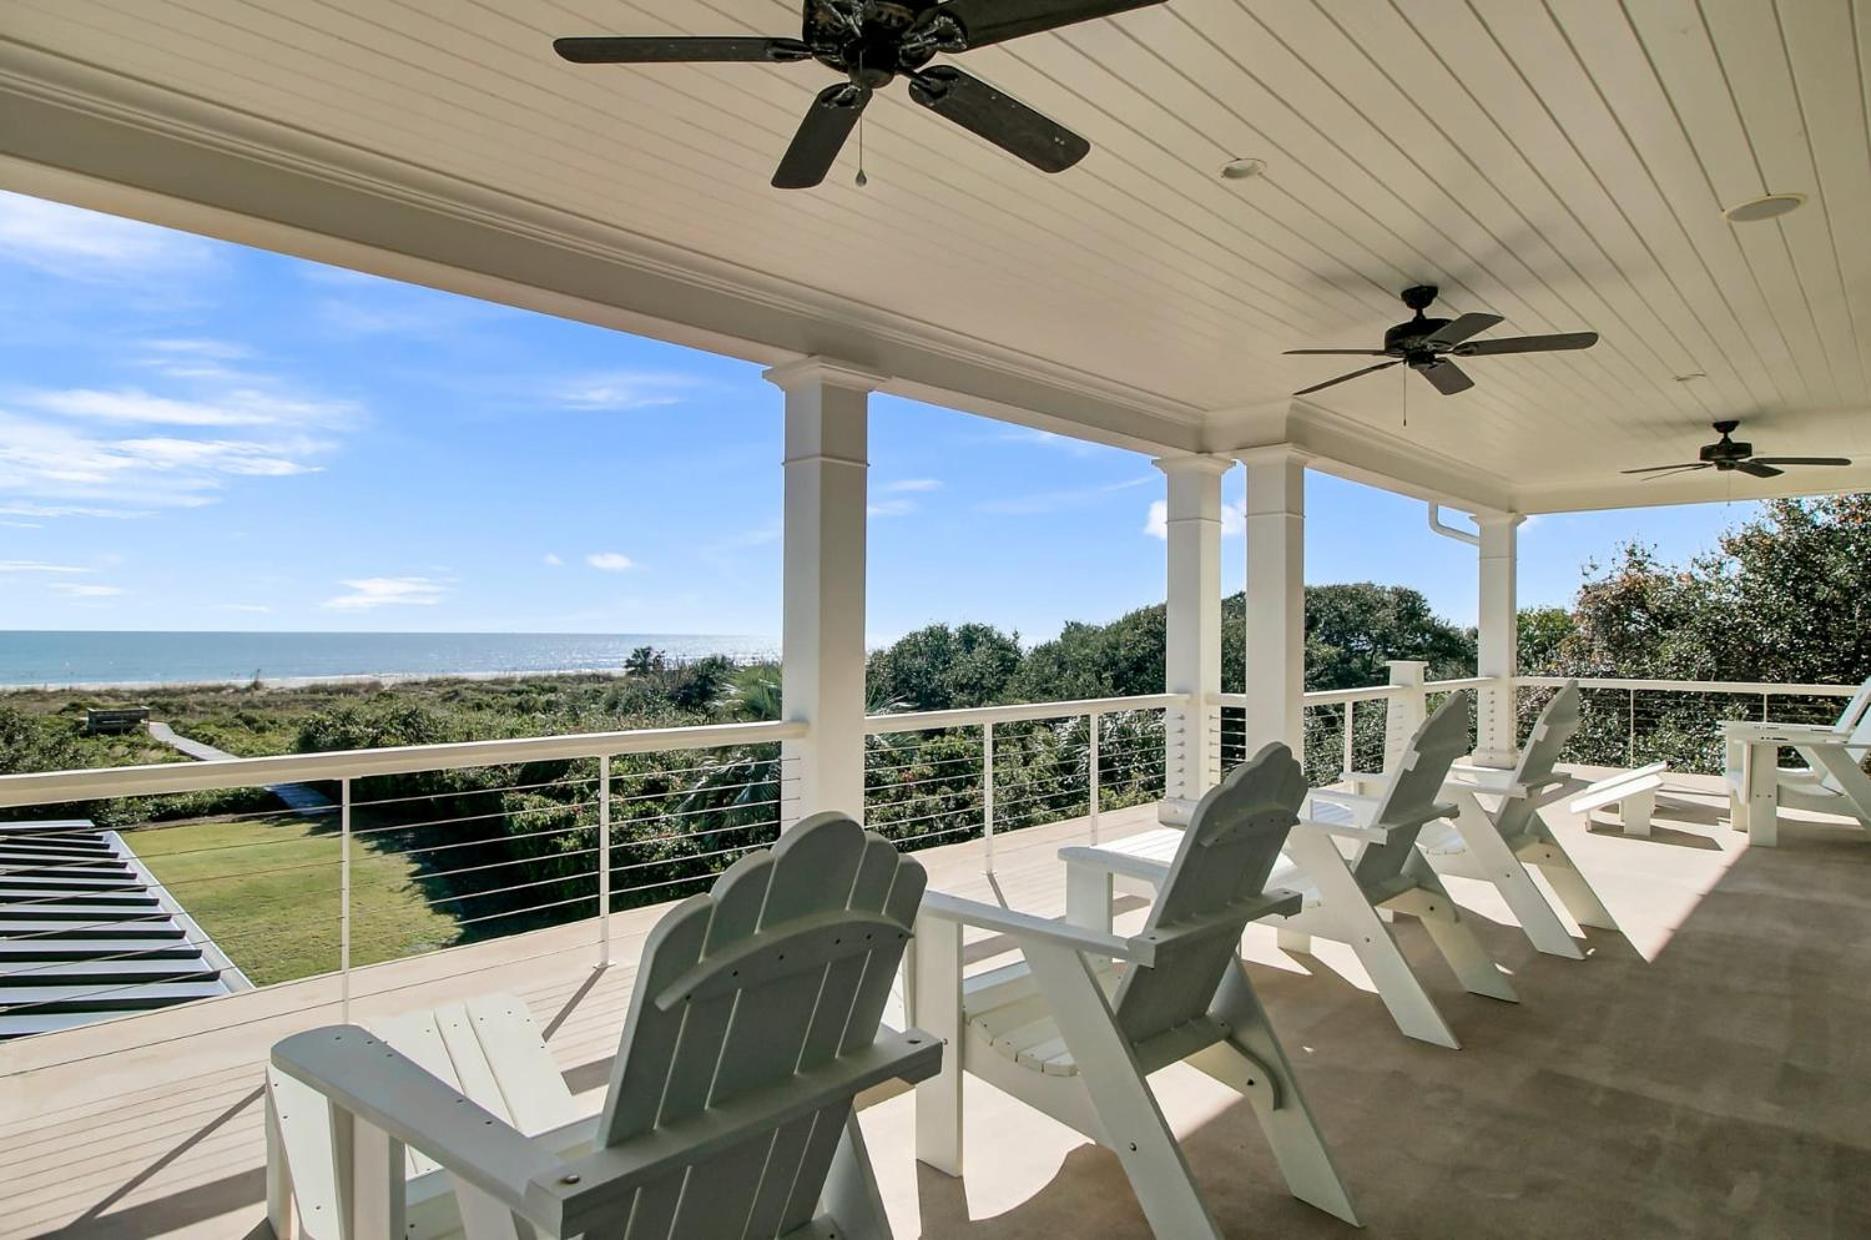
[2,0,1867,510]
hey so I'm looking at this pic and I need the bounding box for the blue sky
[0,189,1758,643]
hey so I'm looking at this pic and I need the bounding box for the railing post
[1628,689,1637,766]
[1088,711,1102,844]
[598,755,612,968]
[1383,661,1429,773]
[982,722,995,870]
[1342,701,1356,777]
[339,776,352,1022]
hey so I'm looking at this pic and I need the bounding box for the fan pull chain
[856,113,868,188]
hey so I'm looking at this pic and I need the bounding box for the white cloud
[543,553,564,567]
[1,362,353,518]
[52,582,124,598]
[22,386,351,429]
[0,560,89,574]
[143,338,251,361]
[1144,499,1247,540]
[586,552,635,572]
[979,475,1153,517]
[996,427,1116,459]
[0,192,215,278]
[220,603,272,614]
[322,577,447,611]
[868,498,917,518]
[554,371,702,412]
[881,478,942,494]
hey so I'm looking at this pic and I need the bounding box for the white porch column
[1155,454,1231,802]
[765,357,882,825]
[1473,512,1526,769]
[1239,447,1308,756]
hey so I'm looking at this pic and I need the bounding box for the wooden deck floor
[4,776,1867,1238]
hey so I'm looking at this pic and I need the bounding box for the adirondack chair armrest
[918,890,1158,965]
[1293,815,1391,845]
[1446,761,1517,790]
[271,1026,558,1220]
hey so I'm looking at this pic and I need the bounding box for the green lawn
[131,815,462,987]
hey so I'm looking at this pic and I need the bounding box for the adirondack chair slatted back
[1817,703,1871,793]
[1350,691,1473,890]
[596,812,925,1240]
[1489,681,1583,843]
[1833,677,1871,734]
[1112,743,1305,1046]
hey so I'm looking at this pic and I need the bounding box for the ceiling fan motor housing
[807,0,942,84]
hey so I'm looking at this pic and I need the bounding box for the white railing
[862,694,1186,867]
[5,671,1860,1039]
[1511,675,1859,772]
[0,719,802,1030]
[1209,684,1403,786]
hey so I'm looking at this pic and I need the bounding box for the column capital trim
[1474,509,1528,530]
[1233,443,1313,469]
[1151,453,1234,478]
[763,356,889,393]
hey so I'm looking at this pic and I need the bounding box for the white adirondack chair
[1068,691,1512,1050]
[1725,689,1871,832]
[268,812,939,1240]
[910,742,1359,1238]
[1322,681,1620,961]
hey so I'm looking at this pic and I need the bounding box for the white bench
[1564,762,1667,837]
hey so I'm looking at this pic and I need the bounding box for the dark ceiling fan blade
[1283,348,1389,356]
[925,0,1165,50]
[1735,460,1786,479]
[1750,456,1854,467]
[553,36,812,64]
[772,83,870,189]
[1292,359,1402,396]
[908,67,1089,173]
[1452,331,1599,356]
[1622,462,1710,476]
[1419,359,1474,395]
[1422,312,1503,350]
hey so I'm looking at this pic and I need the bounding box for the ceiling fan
[553,1,1165,189]
[1285,285,1600,397]
[1622,421,1853,480]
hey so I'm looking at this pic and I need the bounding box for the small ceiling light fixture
[1722,192,1805,223]
[1220,156,1267,181]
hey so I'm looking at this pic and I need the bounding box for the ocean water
[0,631,779,689]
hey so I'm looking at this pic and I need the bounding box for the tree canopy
[867,582,1477,712]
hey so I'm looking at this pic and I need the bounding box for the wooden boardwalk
[4,779,1868,1238]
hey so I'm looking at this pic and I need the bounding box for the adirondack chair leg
[818,1111,894,1240]
[1065,862,1113,932]
[1188,961,1359,1225]
[1387,875,1517,1003]
[1525,846,1620,933]
[1021,939,1225,1240]
[454,1180,535,1240]
[1284,829,1460,1049]
[265,1082,297,1240]
[332,1105,406,1240]
[1446,796,1583,959]
[1620,788,1655,837]
[911,913,965,1178]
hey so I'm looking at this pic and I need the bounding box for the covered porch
[4,2,1871,1236]
[4,774,1868,1238]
